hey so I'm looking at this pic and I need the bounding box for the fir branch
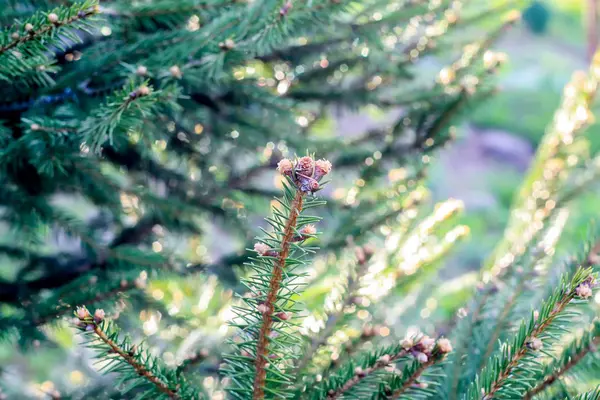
[314,336,452,400]
[253,189,305,399]
[523,320,600,400]
[75,307,198,399]
[385,357,440,400]
[467,268,598,399]
[0,1,99,56]
[571,387,600,400]
[326,349,409,399]
[223,156,331,400]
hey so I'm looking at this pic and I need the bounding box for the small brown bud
[276,312,291,321]
[65,53,74,62]
[300,224,316,236]
[76,306,90,319]
[25,23,34,32]
[254,242,271,256]
[169,65,182,79]
[94,309,105,322]
[314,159,332,180]
[30,123,41,131]
[418,335,435,352]
[137,85,150,96]
[296,156,315,177]
[576,283,593,299]
[527,338,543,351]
[354,366,365,376]
[220,38,235,50]
[136,65,148,76]
[257,304,270,314]
[48,13,59,24]
[436,338,453,354]
[400,338,414,350]
[416,352,428,363]
[11,32,19,40]
[120,279,128,288]
[277,158,293,175]
[362,325,374,337]
[378,354,391,364]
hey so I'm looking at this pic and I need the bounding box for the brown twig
[326,350,410,399]
[482,284,586,398]
[252,190,304,400]
[388,358,438,399]
[92,324,180,399]
[0,6,98,56]
[523,334,600,400]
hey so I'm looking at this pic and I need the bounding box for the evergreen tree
[1,0,599,399]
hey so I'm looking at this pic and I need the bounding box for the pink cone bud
[277,158,293,175]
[576,283,593,299]
[436,338,453,354]
[314,159,332,180]
[94,309,105,322]
[76,306,90,319]
[254,242,271,256]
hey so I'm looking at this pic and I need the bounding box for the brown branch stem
[390,358,438,399]
[483,288,579,398]
[523,335,600,400]
[0,7,98,56]
[252,190,304,400]
[92,324,179,399]
[327,350,409,399]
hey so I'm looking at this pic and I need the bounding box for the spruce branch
[571,387,600,400]
[523,320,600,400]
[314,336,452,400]
[222,156,331,400]
[75,307,199,399]
[0,1,99,56]
[467,268,598,400]
[252,188,305,399]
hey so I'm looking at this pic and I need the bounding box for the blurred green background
[430,0,600,272]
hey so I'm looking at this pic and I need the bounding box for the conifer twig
[471,270,597,399]
[523,322,600,400]
[75,307,181,399]
[0,2,99,56]
[253,189,304,400]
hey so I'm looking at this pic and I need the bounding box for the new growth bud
[48,13,59,24]
[277,156,332,194]
[94,309,105,322]
[136,65,148,76]
[76,306,90,319]
[527,338,543,351]
[170,65,182,79]
[254,242,271,256]
[436,338,453,354]
[576,283,593,299]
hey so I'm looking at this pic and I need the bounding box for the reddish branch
[482,284,586,398]
[92,324,180,399]
[252,190,304,399]
[523,334,600,400]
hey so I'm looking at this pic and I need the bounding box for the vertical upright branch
[253,190,304,400]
